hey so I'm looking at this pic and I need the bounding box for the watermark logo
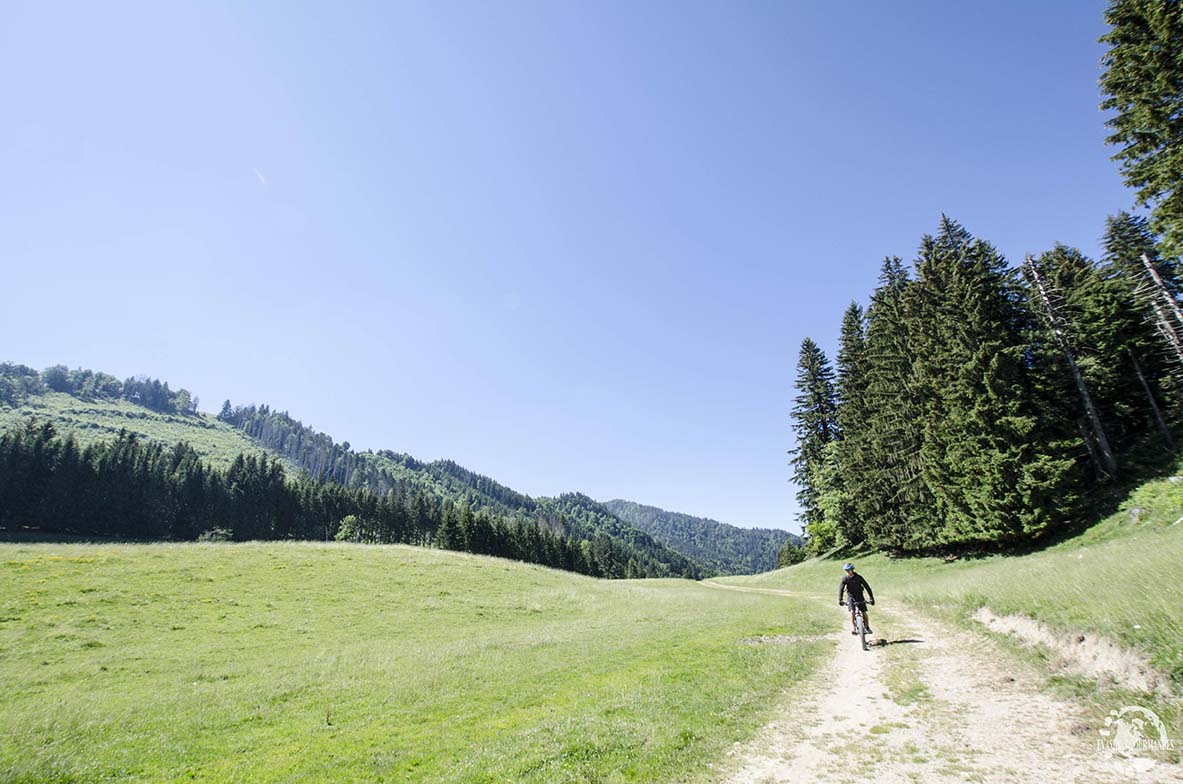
[1096,706,1173,756]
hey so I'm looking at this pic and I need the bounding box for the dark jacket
[839,572,874,604]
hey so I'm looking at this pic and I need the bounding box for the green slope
[0,391,286,470]
[602,499,800,575]
[0,542,830,783]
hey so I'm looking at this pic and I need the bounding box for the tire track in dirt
[705,582,1179,783]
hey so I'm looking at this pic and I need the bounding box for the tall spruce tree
[857,258,932,549]
[789,338,839,542]
[1104,211,1180,293]
[907,218,1080,546]
[821,302,871,546]
[1100,1,1183,258]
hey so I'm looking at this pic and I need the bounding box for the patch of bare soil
[971,606,1174,697]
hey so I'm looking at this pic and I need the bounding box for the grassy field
[0,392,281,471]
[0,543,830,783]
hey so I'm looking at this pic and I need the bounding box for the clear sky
[1,1,1130,532]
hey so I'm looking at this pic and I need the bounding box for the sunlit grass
[0,542,830,783]
[0,392,279,470]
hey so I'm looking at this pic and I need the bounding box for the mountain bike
[845,598,872,651]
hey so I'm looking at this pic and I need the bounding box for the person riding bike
[838,563,874,635]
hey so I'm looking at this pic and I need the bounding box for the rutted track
[704,582,1179,783]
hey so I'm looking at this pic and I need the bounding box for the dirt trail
[704,582,1179,783]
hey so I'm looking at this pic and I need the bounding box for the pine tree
[1035,240,1175,456]
[436,505,460,550]
[789,338,839,542]
[1100,1,1183,257]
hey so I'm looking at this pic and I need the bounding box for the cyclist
[838,563,874,635]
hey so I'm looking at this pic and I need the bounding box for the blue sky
[1,1,1129,532]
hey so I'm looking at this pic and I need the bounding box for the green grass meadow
[0,543,830,783]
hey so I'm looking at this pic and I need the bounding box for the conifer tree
[856,258,932,549]
[1103,212,1183,407]
[907,218,1079,545]
[825,301,871,545]
[1100,1,1183,257]
[789,338,839,541]
[1035,241,1175,455]
[1023,250,1117,477]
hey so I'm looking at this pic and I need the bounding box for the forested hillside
[0,364,703,578]
[790,213,1182,553]
[218,402,538,515]
[601,499,798,575]
[216,402,701,577]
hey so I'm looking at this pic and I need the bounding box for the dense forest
[0,419,675,578]
[602,499,798,575]
[790,213,1181,553]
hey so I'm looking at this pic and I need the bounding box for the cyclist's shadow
[869,638,924,647]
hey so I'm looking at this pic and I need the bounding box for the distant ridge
[601,499,800,576]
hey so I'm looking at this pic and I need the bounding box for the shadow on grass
[0,528,152,544]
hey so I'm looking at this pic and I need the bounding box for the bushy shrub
[198,528,233,543]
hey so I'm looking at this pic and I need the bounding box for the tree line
[790,213,1180,553]
[216,403,533,514]
[0,419,668,578]
[0,363,199,415]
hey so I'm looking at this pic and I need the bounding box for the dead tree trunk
[1139,253,1183,377]
[1025,256,1118,477]
[1126,349,1175,451]
[1149,297,1183,368]
[1076,420,1106,481]
[1142,253,1183,328]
